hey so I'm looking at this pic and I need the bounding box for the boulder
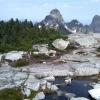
[51,85,58,91]
[65,93,76,98]
[52,39,69,50]
[33,92,45,100]
[70,97,89,100]
[88,88,100,100]
[65,77,71,84]
[5,51,26,61]
[43,76,55,81]
[75,67,99,76]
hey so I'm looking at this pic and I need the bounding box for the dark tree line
[0,18,67,53]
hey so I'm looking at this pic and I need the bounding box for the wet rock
[56,90,65,96]
[92,83,100,89]
[43,76,55,81]
[65,93,76,99]
[89,88,100,100]
[33,92,45,100]
[52,39,69,50]
[51,85,58,91]
[70,97,89,100]
[65,77,72,84]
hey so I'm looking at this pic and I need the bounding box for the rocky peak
[39,8,72,34]
[90,15,100,33]
[93,15,100,21]
[50,9,64,23]
[66,19,83,33]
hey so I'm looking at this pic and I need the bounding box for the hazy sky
[0,0,100,24]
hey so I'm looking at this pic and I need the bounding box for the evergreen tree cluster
[0,19,67,53]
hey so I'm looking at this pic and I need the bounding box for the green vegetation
[0,88,23,100]
[0,88,38,100]
[27,90,37,100]
[0,19,67,53]
[97,47,100,52]
[42,88,53,94]
[65,44,78,52]
[11,59,29,67]
[32,54,50,60]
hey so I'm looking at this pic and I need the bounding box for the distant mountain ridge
[38,8,100,34]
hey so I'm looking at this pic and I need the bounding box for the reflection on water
[45,77,97,100]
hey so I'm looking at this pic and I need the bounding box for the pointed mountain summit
[90,15,100,33]
[39,9,73,34]
[50,9,64,23]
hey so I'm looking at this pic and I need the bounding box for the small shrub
[43,88,53,94]
[65,44,78,52]
[27,90,37,100]
[0,88,23,100]
[97,47,100,52]
[12,59,29,67]
[32,54,50,60]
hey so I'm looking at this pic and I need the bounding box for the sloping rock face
[90,15,100,33]
[39,9,73,34]
[75,67,99,76]
[66,19,83,33]
[88,83,100,100]
[68,33,99,47]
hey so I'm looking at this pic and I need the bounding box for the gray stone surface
[52,39,69,50]
[33,92,45,100]
[70,97,89,100]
